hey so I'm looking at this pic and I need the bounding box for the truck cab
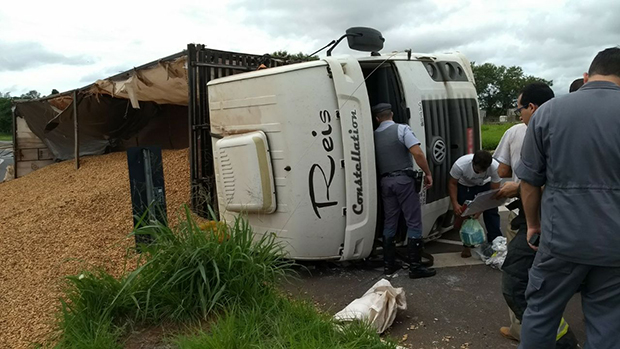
[203,51,481,261]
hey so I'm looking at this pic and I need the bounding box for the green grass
[55,269,130,348]
[0,133,11,141]
[50,207,395,348]
[481,123,519,150]
[174,295,397,349]
[51,206,295,348]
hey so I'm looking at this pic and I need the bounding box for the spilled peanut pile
[0,149,190,348]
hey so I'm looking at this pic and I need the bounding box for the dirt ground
[0,149,190,348]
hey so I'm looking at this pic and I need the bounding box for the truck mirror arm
[308,40,336,58]
[327,34,362,57]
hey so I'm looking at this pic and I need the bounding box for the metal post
[142,148,156,224]
[73,90,79,169]
[187,44,197,211]
[11,104,17,178]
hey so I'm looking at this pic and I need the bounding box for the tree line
[471,62,552,117]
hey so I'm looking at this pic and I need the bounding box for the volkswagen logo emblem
[432,138,446,165]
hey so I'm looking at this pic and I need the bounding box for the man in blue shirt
[516,47,620,348]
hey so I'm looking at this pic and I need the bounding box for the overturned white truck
[188,28,481,261]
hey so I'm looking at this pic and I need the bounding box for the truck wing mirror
[345,27,385,53]
[325,27,385,57]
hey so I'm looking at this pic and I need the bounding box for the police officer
[517,47,620,348]
[373,103,435,279]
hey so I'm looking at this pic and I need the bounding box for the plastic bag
[485,236,507,270]
[459,218,486,246]
[473,242,495,262]
[333,279,407,333]
[492,236,507,252]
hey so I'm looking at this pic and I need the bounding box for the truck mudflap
[324,57,377,260]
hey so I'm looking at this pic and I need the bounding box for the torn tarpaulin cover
[88,55,189,108]
[14,95,188,160]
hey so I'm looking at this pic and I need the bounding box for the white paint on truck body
[208,52,480,261]
[209,61,349,260]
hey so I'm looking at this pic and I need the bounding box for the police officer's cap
[372,103,392,115]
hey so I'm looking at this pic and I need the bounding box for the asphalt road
[284,228,586,349]
[285,263,585,349]
[0,141,13,181]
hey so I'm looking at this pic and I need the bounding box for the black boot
[408,238,436,279]
[383,237,401,275]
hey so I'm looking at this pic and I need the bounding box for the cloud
[0,41,95,72]
[229,0,619,94]
[1,0,618,97]
[231,0,440,50]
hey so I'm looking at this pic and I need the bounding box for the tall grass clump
[52,206,294,347]
[132,207,295,321]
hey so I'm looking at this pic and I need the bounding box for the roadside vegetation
[46,207,396,349]
[481,123,518,150]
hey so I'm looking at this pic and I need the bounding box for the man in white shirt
[494,123,527,183]
[448,150,502,257]
[494,122,527,243]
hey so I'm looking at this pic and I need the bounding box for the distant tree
[270,50,319,62]
[0,93,12,134]
[20,90,42,100]
[51,89,59,95]
[472,62,552,117]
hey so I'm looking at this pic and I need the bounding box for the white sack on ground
[333,278,407,333]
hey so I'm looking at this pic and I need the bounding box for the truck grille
[422,98,480,203]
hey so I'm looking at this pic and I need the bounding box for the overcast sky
[0,0,617,97]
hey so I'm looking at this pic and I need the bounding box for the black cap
[372,103,392,115]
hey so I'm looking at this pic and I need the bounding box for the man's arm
[498,163,512,178]
[401,125,433,189]
[514,105,550,250]
[521,181,542,250]
[494,146,518,198]
[489,161,502,190]
[494,181,520,199]
[448,176,463,216]
[409,145,433,188]
[494,127,513,178]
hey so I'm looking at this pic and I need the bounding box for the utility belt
[381,168,424,192]
[381,168,414,178]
